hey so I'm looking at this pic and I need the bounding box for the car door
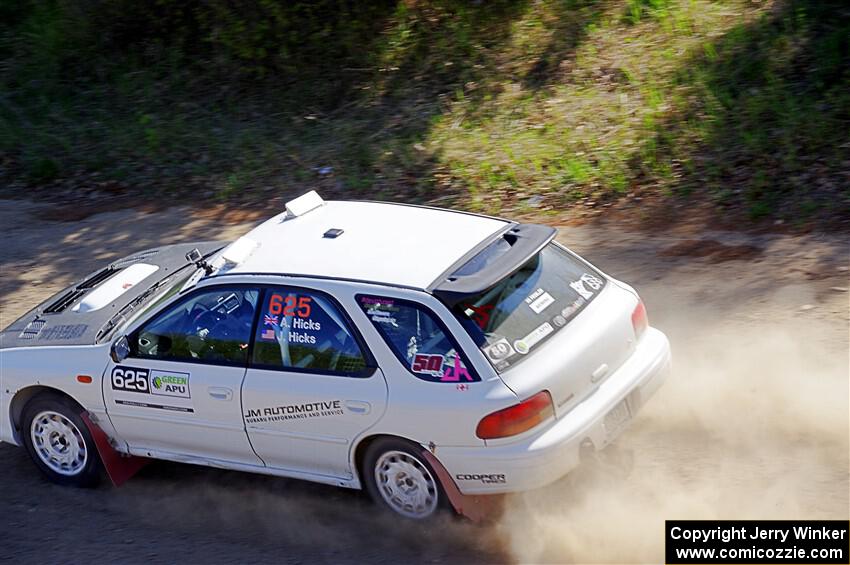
[242,285,387,479]
[103,284,264,466]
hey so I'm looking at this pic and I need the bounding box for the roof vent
[323,228,344,239]
[285,190,324,217]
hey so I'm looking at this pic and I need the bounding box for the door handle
[208,387,233,401]
[591,363,609,383]
[345,400,371,414]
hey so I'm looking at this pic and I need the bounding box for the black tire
[362,437,448,520]
[21,394,102,487]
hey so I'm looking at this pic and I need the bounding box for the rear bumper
[436,327,671,495]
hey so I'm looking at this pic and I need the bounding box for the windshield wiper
[96,273,180,342]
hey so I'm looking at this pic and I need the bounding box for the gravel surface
[1,200,847,564]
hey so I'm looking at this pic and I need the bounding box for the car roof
[224,200,510,289]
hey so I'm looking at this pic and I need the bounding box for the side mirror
[110,335,130,363]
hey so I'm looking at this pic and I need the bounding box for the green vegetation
[1,0,847,226]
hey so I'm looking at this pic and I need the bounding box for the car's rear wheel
[363,438,445,520]
[22,395,101,487]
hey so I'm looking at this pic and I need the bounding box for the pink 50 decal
[411,353,475,382]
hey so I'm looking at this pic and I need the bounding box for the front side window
[357,295,479,383]
[132,286,259,365]
[252,288,369,376]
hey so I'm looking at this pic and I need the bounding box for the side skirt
[125,445,362,490]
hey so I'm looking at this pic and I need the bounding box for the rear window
[451,242,605,372]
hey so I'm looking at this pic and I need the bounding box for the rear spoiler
[428,223,557,306]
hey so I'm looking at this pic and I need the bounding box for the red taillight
[476,391,554,440]
[632,300,648,338]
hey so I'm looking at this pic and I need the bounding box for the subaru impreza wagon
[0,191,671,519]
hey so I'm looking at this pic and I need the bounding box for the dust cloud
[496,319,849,564]
[104,465,505,563]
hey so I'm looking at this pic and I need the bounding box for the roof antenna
[185,248,214,275]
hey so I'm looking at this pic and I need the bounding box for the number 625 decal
[112,366,150,393]
[268,294,312,318]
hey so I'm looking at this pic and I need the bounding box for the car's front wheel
[363,438,446,520]
[22,395,102,487]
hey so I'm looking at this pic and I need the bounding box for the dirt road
[1,199,847,564]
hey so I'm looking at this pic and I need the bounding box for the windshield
[451,242,606,372]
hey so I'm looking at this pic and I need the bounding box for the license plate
[603,398,632,440]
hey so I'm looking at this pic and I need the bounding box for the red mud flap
[81,412,149,487]
[421,450,501,523]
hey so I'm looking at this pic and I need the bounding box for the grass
[0,0,847,227]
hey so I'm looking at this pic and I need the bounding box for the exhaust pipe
[579,438,597,461]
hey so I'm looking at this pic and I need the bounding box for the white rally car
[0,191,670,519]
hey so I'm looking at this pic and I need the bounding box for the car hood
[0,241,224,350]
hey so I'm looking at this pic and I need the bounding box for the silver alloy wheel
[30,410,88,476]
[374,450,438,519]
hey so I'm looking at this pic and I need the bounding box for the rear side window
[357,295,479,383]
[252,288,369,376]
